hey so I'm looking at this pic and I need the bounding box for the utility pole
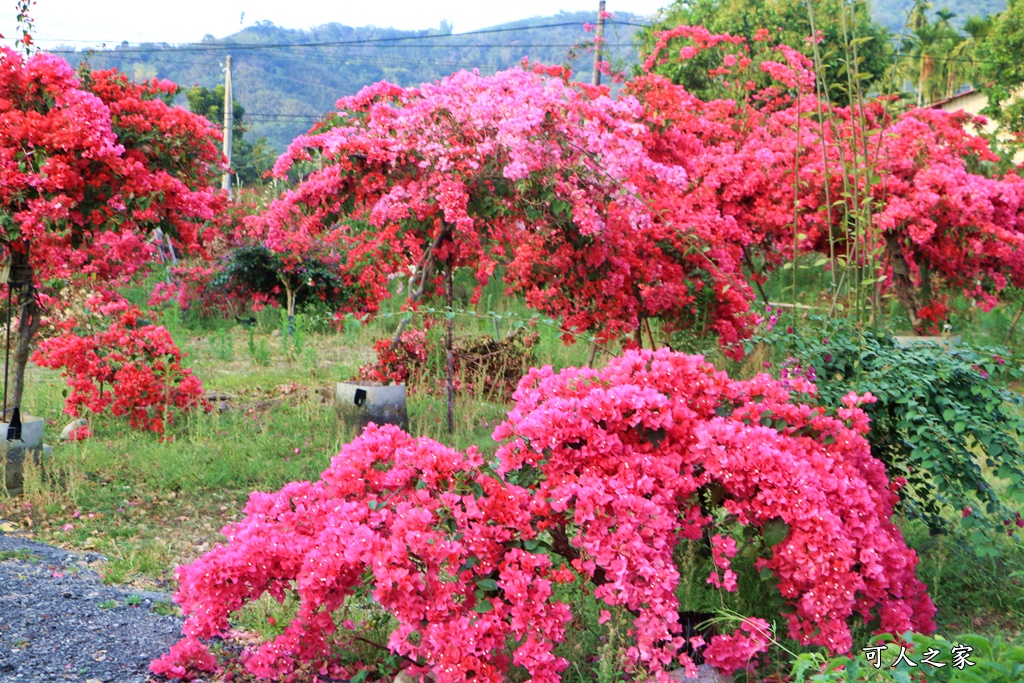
[592,0,606,86]
[222,55,234,200]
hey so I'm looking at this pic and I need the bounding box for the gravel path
[0,533,184,683]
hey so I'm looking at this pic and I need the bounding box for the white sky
[1,0,665,49]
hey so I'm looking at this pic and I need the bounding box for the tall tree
[635,0,893,105]
[978,0,1024,135]
[186,85,275,186]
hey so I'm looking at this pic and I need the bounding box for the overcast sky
[0,0,665,49]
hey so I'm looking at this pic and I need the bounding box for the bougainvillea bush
[33,298,207,434]
[154,349,934,682]
[252,62,757,355]
[0,48,220,410]
[632,26,1024,331]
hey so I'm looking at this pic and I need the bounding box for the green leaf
[476,578,499,591]
[763,517,790,547]
[473,599,494,613]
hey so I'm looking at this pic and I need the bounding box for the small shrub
[33,300,208,434]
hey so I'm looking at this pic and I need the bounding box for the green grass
[0,548,39,562]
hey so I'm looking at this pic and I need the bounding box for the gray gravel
[0,533,185,682]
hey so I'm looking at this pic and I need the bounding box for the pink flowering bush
[154,349,934,682]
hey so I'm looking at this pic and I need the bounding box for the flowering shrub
[632,27,1024,332]
[155,349,933,682]
[0,48,220,412]
[255,63,756,355]
[32,300,208,434]
[915,297,949,335]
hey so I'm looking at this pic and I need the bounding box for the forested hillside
[57,12,645,151]
[53,1,1007,153]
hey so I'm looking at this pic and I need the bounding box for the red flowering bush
[155,349,933,682]
[33,300,208,434]
[633,27,1024,332]
[256,64,756,356]
[0,48,221,412]
[915,297,949,335]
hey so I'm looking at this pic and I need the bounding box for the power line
[50,20,643,55]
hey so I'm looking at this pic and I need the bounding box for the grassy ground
[0,291,594,592]
[1,283,1023,679]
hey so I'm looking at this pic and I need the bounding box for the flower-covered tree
[0,49,220,409]
[154,349,935,682]
[633,27,1024,330]
[254,62,755,351]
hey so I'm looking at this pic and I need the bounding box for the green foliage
[211,244,352,314]
[903,521,1024,625]
[636,0,893,106]
[246,328,272,366]
[751,316,1024,532]
[792,632,1024,682]
[279,309,308,362]
[185,84,275,186]
[212,325,234,362]
[978,0,1024,135]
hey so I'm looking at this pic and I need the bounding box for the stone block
[0,415,48,494]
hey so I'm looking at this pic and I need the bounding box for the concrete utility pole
[222,55,234,200]
[592,0,606,86]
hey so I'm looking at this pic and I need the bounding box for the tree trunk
[283,279,299,336]
[8,249,40,413]
[884,233,922,331]
[445,260,455,434]
[285,283,295,318]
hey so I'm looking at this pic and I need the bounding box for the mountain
[57,12,647,152]
[54,2,1009,153]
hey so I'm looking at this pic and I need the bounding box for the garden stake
[2,280,10,420]
[3,281,21,441]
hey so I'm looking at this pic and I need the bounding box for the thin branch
[389,224,450,346]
